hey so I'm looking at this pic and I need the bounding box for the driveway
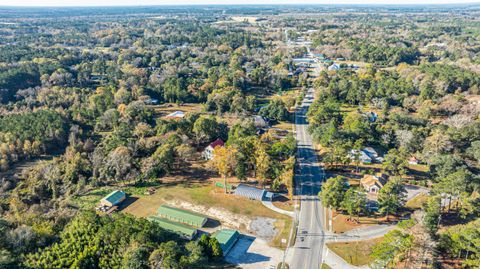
[404,184,428,201]
[261,200,294,217]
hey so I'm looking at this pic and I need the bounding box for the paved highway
[290,88,326,269]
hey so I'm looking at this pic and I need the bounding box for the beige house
[360,174,388,193]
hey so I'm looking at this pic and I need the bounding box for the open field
[152,103,204,117]
[122,183,288,219]
[327,237,384,266]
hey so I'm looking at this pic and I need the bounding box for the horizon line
[1,2,480,8]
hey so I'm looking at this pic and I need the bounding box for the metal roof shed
[212,229,240,256]
[148,216,197,240]
[100,190,126,207]
[156,205,208,228]
[234,184,266,201]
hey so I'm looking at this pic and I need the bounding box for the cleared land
[121,182,292,248]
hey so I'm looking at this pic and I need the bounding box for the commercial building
[212,229,240,255]
[156,205,208,228]
[148,216,197,239]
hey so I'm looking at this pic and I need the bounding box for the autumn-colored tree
[209,146,237,193]
[255,145,272,188]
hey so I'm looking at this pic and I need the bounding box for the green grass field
[327,237,383,266]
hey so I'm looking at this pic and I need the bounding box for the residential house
[202,138,225,160]
[361,174,388,193]
[349,149,372,164]
[328,63,341,71]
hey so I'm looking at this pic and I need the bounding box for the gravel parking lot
[226,235,283,269]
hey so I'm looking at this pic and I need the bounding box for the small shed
[212,229,240,255]
[234,184,268,201]
[148,216,197,240]
[157,205,208,228]
[100,190,126,207]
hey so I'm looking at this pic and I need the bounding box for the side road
[261,200,295,217]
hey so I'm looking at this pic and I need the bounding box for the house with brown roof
[360,173,388,193]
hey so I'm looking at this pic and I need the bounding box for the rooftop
[208,138,225,149]
[157,205,208,228]
[234,184,266,201]
[212,229,240,254]
[148,216,197,238]
[101,190,126,205]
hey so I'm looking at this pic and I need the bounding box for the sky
[0,0,479,6]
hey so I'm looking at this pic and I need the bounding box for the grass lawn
[272,195,295,212]
[407,164,429,173]
[272,217,293,249]
[321,263,332,269]
[122,183,286,219]
[69,181,163,210]
[69,188,114,209]
[71,176,294,248]
[273,121,294,132]
[327,237,383,266]
[406,193,429,210]
[332,213,381,234]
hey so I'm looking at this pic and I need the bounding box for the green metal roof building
[148,216,197,239]
[100,190,126,207]
[212,229,240,255]
[157,205,208,228]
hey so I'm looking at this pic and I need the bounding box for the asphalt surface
[290,88,326,269]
